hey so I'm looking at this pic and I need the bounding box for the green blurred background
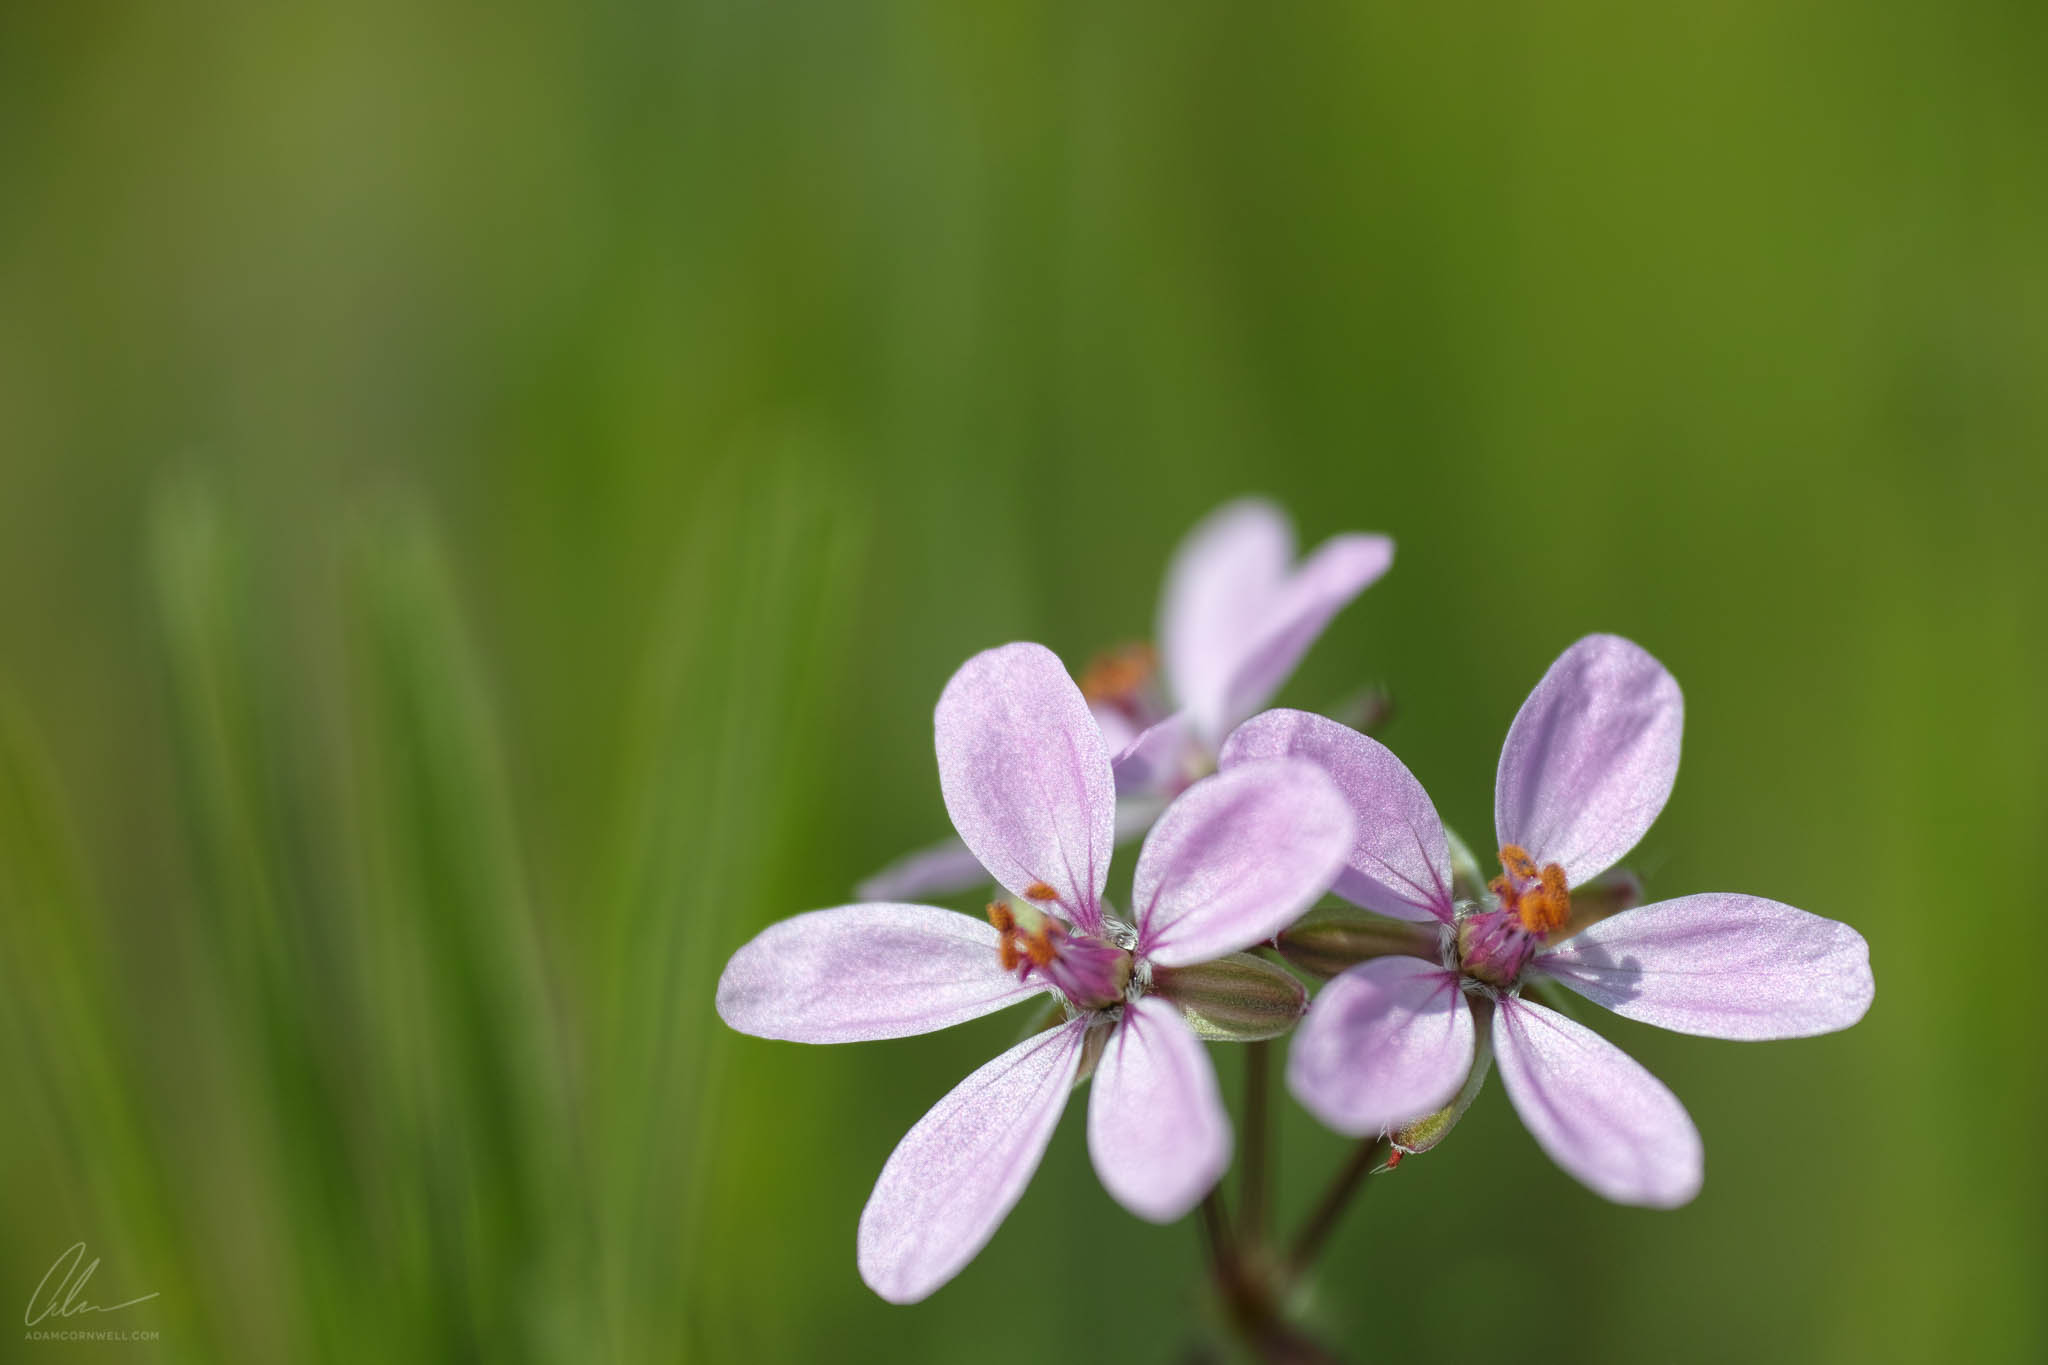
[2,2,2043,1361]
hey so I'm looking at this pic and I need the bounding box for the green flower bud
[1274,905,1439,979]
[1391,998,1495,1155]
[1149,952,1308,1042]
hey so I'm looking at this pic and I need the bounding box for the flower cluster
[716,498,1874,1306]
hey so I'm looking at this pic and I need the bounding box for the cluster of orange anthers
[1077,641,1158,706]
[1490,844,1571,935]
[987,899,1062,973]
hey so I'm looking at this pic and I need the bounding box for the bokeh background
[2,3,2043,1361]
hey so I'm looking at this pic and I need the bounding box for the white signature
[23,1244,158,1326]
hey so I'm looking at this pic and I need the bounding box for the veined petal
[857,1019,1088,1303]
[858,797,1168,904]
[1214,533,1392,739]
[1160,499,1295,744]
[936,643,1117,931]
[1287,957,1473,1135]
[1131,760,1354,967]
[716,904,1040,1043]
[1535,893,1874,1040]
[1492,996,1702,1208]
[855,835,992,902]
[1087,997,1230,1222]
[1221,709,1454,923]
[1111,710,1200,797]
[1495,634,1684,888]
[1391,998,1496,1155]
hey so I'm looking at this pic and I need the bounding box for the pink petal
[1220,709,1455,924]
[1492,996,1702,1208]
[1535,893,1874,1039]
[1159,499,1296,744]
[1086,997,1230,1222]
[859,797,1167,903]
[1213,533,1392,741]
[856,1019,1088,1303]
[855,835,992,902]
[1130,760,1354,967]
[716,904,1040,1043]
[1110,710,1199,797]
[1494,634,1684,887]
[1090,699,1141,759]
[935,643,1117,932]
[1286,957,1473,1135]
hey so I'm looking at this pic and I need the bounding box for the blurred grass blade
[338,500,583,1363]
[595,443,867,1358]
[0,700,204,1353]
[151,485,368,1363]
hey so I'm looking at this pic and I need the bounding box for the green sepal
[1274,905,1439,980]
[1150,952,1308,1042]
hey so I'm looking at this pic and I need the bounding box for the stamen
[983,900,1131,1009]
[1023,881,1060,903]
[1078,642,1157,704]
[1493,847,1571,934]
[988,902,1024,970]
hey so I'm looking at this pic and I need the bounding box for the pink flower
[859,499,1391,900]
[1223,634,1874,1207]
[718,643,1354,1302]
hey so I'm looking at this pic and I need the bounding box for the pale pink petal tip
[1160,499,1295,743]
[1537,893,1873,1039]
[1087,998,1230,1222]
[1492,996,1703,1208]
[1495,634,1683,888]
[715,904,1040,1044]
[935,642,1117,931]
[1130,759,1354,967]
[1214,533,1392,738]
[856,1019,1088,1303]
[1287,956,1473,1135]
[1160,499,1392,743]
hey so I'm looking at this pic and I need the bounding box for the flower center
[1454,845,1572,987]
[987,901,1131,1011]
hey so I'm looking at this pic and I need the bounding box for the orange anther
[1023,881,1060,902]
[1514,869,1571,934]
[986,902,1015,932]
[998,940,1022,971]
[1499,845,1538,881]
[1022,932,1058,968]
